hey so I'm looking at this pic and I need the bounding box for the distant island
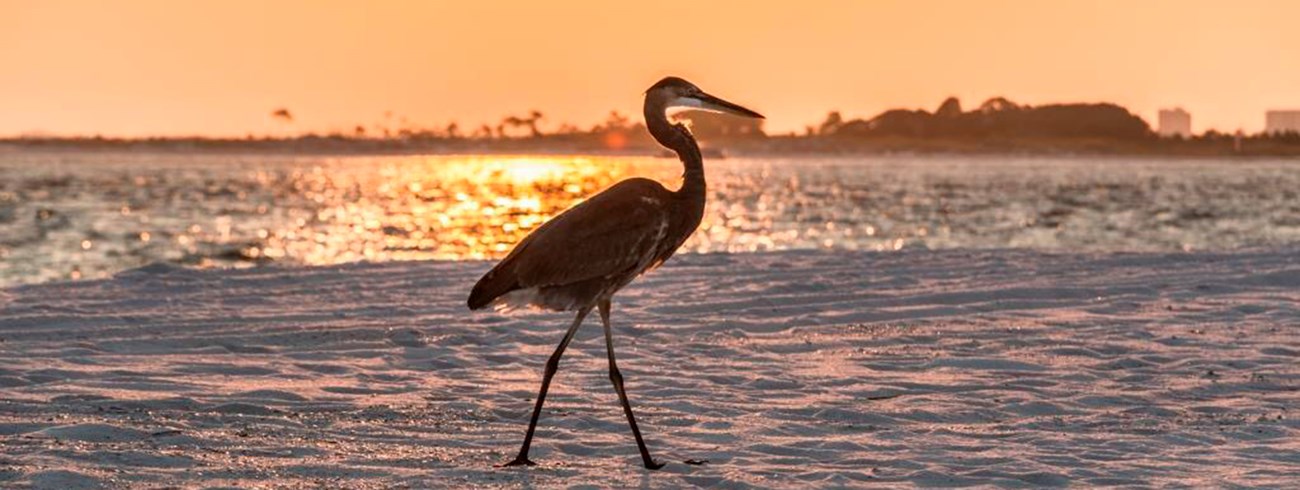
[6,97,1300,157]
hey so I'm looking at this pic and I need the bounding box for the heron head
[646,77,764,120]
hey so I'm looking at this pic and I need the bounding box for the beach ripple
[0,248,1297,488]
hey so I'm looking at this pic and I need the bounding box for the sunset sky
[3,0,1298,137]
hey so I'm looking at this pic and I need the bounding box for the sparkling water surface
[1,151,1297,286]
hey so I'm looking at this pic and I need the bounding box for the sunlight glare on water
[0,152,1298,286]
[305,155,677,263]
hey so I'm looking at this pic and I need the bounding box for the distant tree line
[812,97,1150,140]
[7,97,1300,156]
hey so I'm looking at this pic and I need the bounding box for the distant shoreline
[9,96,1300,158]
[5,137,1300,159]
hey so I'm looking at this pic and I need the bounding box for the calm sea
[1,151,1297,286]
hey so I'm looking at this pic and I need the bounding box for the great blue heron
[467,77,763,470]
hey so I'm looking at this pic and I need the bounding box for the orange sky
[2,0,1298,137]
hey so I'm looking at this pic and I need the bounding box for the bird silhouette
[469,76,762,470]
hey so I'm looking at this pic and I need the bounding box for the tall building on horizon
[1157,108,1192,138]
[1265,110,1300,135]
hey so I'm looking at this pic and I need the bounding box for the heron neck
[644,106,705,198]
[675,134,705,197]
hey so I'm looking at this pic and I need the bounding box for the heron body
[468,76,762,470]
[467,177,695,312]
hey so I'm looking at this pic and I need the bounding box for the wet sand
[1,249,1298,488]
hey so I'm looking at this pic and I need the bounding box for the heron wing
[468,178,672,309]
[509,178,672,287]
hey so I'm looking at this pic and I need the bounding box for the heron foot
[498,456,537,468]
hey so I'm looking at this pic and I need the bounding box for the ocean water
[0,151,1297,286]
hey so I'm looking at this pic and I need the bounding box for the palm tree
[526,110,544,137]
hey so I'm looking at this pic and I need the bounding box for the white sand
[1,249,1297,488]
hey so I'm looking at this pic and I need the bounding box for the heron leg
[502,306,592,468]
[599,299,664,470]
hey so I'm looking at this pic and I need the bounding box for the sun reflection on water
[3,152,1298,286]
[254,155,684,265]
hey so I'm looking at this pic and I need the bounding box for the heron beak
[679,91,765,119]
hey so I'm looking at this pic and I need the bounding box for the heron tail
[467,268,519,310]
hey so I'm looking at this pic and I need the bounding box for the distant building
[1265,110,1300,135]
[1157,108,1192,137]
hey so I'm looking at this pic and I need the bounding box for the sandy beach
[1,248,1298,488]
